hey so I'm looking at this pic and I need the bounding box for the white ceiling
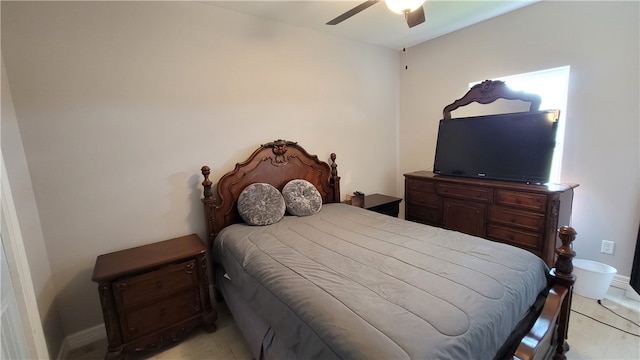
[206,1,538,49]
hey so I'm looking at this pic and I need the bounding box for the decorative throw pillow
[282,179,323,216]
[237,183,286,226]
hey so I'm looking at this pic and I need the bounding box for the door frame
[1,154,49,358]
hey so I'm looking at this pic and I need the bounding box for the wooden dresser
[92,234,216,360]
[404,171,578,266]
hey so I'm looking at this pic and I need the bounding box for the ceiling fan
[327,0,426,28]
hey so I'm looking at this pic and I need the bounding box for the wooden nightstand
[92,234,216,360]
[363,194,403,217]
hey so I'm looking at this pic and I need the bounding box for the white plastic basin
[573,259,617,300]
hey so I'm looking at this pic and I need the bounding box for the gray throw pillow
[282,179,322,216]
[237,183,286,226]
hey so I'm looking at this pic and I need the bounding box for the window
[471,66,570,183]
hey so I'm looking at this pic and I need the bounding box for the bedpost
[551,226,577,360]
[201,166,213,200]
[514,226,576,360]
[554,226,576,277]
[330,153,341,203]
[201,166,218,248]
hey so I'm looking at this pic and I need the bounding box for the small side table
[92,234,216,360]
[363,194,403,217]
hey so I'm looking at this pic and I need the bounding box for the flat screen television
[433,109,560,184]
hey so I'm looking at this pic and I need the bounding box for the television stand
[404,171,578,267]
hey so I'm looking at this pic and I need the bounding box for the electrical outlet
[601,240,615,255]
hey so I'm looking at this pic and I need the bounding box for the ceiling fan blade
[326,1,380,25]
[406,6,425,28]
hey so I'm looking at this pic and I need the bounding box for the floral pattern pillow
[237,183,286,226]
[282,179,322,216]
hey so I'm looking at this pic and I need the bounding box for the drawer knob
[156,281,163,288]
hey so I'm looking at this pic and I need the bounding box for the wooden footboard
[515,226,577,360]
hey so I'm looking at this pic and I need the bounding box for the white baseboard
[625,284,640,301]
[56,323,106,360]
[609,273,640,301]
[55,284,219,359]
[55,339,69,360]
[611,274,629,290]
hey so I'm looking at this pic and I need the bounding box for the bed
[199,83,577,360]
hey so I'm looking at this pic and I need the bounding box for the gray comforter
[214,203,549,359]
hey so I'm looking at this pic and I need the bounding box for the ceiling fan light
[385,0,425,14]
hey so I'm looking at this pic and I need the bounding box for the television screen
[433,110,560,184]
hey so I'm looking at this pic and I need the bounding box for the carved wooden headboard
[442,80,542,119]
[201,139,340,244]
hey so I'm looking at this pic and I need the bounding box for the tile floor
[566,287,640,359]
[67,288,639,360]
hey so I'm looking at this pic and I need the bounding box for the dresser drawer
[406,204,441,225]
[406,191,440,207]
[120,290,200,342]
[114,260,198,310]
[406,178,436,193]
[436,183,493,203]
[489,206,545,232]
[487,224,543,250]
[495,190,547,212]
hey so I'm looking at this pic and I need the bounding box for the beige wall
[2,58,64,359]
[3,0,639,352]
[399,1,640,276]
[1,1,399,339]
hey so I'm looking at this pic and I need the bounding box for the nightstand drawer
[114,260,198,310]
[489,206,545,232]
[121,291,200,342]
[363,194,402,217]
[437,183,493,203]
[487,224,543,250]
[368,203,399,217]
[495,190,547,212]
[92,234,216,359]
